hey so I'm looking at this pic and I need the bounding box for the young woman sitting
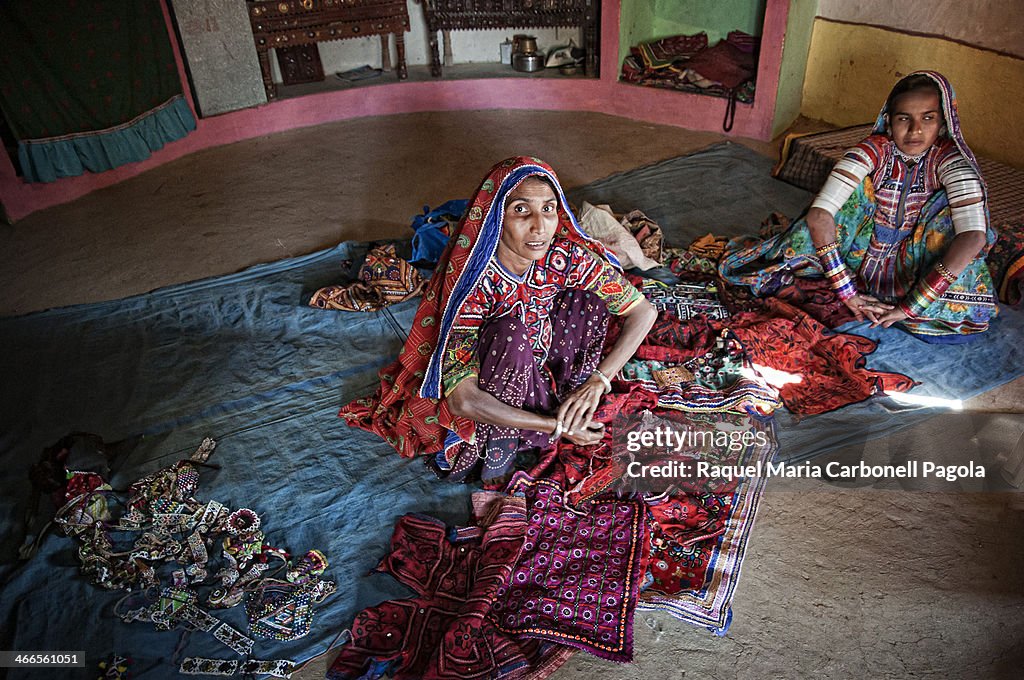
[720,70,997,343]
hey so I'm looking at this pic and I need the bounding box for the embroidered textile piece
[688,233,730,261]
[623,328,781,416]
[328,504,573,680]
[636,32,708,70]
[665,247,719,276]
[642,281,730,321]
[577,202,661,270]
[520,407,774,636]
[637,413,776,633]
[246,574,338,641]
[97,654,131,679]
[491,474,649,663]
[637,300,914,415]
[621,32,758,104]
[719,276,857,329]
[621,209,665,263]
[309,244,426,312]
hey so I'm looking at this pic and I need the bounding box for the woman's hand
[871,307,908,328]
[551,297,656,447]
[843,293,894,323]
[562,422,605,446]
[556,375,605,440]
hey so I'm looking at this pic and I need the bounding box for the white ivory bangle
[550,420,564,442]
[592,369,613,395]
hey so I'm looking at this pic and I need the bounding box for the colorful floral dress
[720,71,998,343]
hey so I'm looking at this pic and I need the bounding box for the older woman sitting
[341,157,657,486]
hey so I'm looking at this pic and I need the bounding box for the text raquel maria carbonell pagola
[625,459,985,482]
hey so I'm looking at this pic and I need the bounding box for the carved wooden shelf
[418,0,600,78]
[247,0,410,100]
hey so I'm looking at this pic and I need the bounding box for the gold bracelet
[815,241,840,256]
[934,261,957,284]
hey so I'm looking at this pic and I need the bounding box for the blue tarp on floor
[1,143,1021,678]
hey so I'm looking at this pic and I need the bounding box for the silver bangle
[550,419,564,442]
[592,369,613,395]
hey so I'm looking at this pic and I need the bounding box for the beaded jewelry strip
[180,658,296,678]
[813,241,838,257]
[816,242,857,301]
[894,146,929,165]
[179,658,237,676]
[240,659,296,678]
[899,268,953,319]
[934,261,958,284]
[212,621,254,655]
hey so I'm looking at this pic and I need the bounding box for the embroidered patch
[180,657,237,676]
[212,622,254,655]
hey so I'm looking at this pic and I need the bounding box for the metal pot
[512,35,538,55]
[512,52,545,72]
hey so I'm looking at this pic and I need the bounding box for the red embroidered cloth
[638,297,914,415]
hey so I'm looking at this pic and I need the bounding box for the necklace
[894,146,929,165]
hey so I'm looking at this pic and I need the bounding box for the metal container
[512,34,538,55]
[512,52,545,72]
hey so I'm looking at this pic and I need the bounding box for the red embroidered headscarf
[340,156,620,458]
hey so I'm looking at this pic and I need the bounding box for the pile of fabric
[330,372,778,679]
[310,244,426,313]
[620,31,759,105]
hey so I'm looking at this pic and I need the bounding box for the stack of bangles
[815,241,857,301]
[898,261,957,319]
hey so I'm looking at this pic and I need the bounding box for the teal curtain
[0,1,196,183]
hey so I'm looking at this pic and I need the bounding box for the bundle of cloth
[620,30,759,105]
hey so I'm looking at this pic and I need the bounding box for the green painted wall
[771,0,818,136]
[619,0,768,68]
